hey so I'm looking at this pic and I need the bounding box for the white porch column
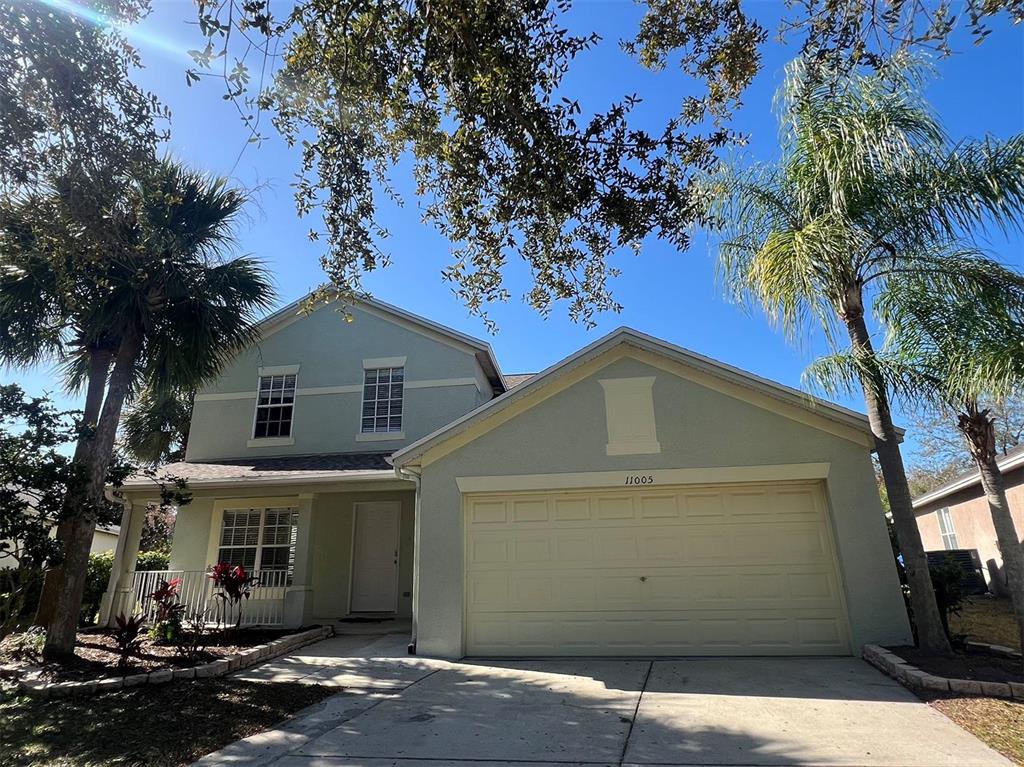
[98,498,146,626]
[283,492,316,628]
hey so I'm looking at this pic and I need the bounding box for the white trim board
[913,448,1024,509]
[195,377,478,402]
[455,462,832,494]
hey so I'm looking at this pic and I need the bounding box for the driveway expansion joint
[618,660,653,767]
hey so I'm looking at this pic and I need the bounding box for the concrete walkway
[196,634,1011,767]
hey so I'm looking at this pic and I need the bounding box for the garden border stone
[863,643,1022,700]
[15,625,333,698]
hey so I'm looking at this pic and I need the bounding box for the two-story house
[103,293,912,659]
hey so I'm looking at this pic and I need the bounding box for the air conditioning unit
[926,549,988,595]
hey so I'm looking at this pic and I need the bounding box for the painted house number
[624,474,655,485]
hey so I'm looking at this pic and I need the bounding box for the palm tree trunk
[843,306,952,655]
[43,331,141,658]
[959,403,1024,667]
[34,346,112,627]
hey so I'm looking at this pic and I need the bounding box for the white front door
[350,501,401,613]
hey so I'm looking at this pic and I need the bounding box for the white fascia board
[912,450,1024,509]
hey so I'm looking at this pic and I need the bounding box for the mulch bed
[889,645,1024,684]
[0,678,335,767]
[1,627,300,683]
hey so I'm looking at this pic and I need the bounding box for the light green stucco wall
[415,354,913,658]
[186,302,492,461]
[170,497,215,571]
[311,489,415,620]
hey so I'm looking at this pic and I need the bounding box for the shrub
[0,626,45,661]
[81,550,115,626]
[930,555,967,645]
[147,578,184,643]
[135,549,170,571]
[175,608,212,662]
[112,613,145,669]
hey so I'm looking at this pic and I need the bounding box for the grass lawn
[0,679,335,767]
[953,597,1021,652]
[918,597,1023,765]
[923,693,1024,766]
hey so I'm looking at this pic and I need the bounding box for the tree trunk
[959,402,1024,668]
[43,331,141,658]
[842,301,952,655]
[34,347,112,627]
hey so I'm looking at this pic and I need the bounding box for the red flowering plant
[208,563,260,630]
[148,577,185,643]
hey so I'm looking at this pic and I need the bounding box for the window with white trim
[253,374,296,438]
[361,367,404,433]
[217,507,298,582]
[936,507,959,550]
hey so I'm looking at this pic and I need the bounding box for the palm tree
[705,54,1024,655]
[121,386,194,465]
[864,274,1024,661]
[0,159,275,656]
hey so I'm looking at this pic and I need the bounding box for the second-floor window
[254,373,296,438]
[936,507,959,550]
[362,367,404,433]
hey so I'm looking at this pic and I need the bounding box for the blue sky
[9,1,1024,463]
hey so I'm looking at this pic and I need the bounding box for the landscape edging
[863,643,1024,700]
[15,625,334,699]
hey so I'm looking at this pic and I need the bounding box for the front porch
[102,456,416,631]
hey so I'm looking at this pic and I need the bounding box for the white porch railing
[128,569,289,627]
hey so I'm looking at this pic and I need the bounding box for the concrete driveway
[196,634,1011,767]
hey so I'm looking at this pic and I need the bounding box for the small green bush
[930,554,967,645]
[81,551,115,626]
[135,549,170,571]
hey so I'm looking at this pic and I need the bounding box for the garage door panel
[465,481,849,656]
[469,565,842,613]
[466,610,849,656]
[470,523,833,567]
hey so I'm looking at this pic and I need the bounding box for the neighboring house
[90,525,120,555]
[913,445,1024,596]
[102,294,911,658]
[0,501,119,568]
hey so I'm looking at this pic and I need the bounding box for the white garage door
[464,481,850,656]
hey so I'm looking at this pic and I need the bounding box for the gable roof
[391,326,886,467]
[912,444,1024,510]
[256,290,506,394]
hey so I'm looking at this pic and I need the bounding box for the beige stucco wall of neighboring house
[157,483,415,622]
[185,301,494,462]
[413,352,913,659]
[916,466,1024,595]
[90,527,120,555]
[2,523,119,568]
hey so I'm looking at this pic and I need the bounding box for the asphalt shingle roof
[504,373,536,388]
[127,452,393,486]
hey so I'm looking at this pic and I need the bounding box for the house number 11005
[624,475,655,485]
